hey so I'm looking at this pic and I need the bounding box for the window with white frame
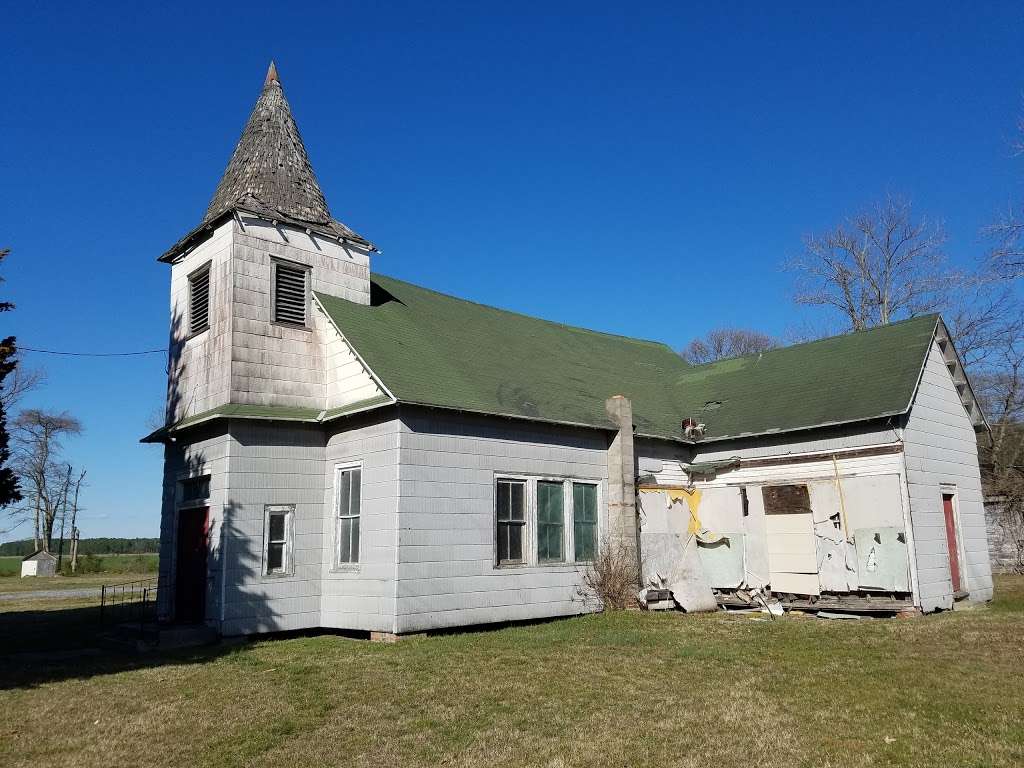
[495,477,600,567]
[187,263,211,336]
[496,479,526,565]
[335,465,362,564]
[272,260,309,327]
[263,505,294,576]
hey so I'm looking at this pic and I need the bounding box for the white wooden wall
[903,341,993,610]
[157,425,232,622]
[229,218,370,410]
[219,421,326,635]
[321,415,401,633]
[167,220,234,421]
[165,216,377,422]
[393,409,610,633]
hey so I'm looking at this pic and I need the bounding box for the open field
[0,553,158,578]
[1,576,1022,768]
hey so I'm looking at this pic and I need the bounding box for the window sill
[329,564,361,575]
[493,562,588,572]
[271,321,312,333]
[261,571,295,580]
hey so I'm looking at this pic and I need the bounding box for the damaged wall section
[635,437,918,613]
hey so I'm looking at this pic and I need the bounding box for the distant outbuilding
[21,550,57,578]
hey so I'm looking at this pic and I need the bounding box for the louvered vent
[274,262,308,326]
[188,267,210,335]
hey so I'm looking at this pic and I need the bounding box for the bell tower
[159,63,375,423]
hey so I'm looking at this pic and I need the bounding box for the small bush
[576,536,642,610]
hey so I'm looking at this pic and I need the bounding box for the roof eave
[157,206,375,264]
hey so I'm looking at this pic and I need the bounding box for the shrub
[576,536,642,610]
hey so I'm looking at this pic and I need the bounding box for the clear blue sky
[2,2,1023,540]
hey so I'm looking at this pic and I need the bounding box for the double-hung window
[495,477,600,567]
[496,479,526,565]
[537,481,565,563]
[264,505,293,576]
[573,482,598,562]
[336,465,362,565]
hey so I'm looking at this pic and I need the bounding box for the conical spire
[205,62,332,225]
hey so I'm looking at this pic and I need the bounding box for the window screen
[188,266,210,335]
[537,480,564,563]
[336,467,361,564]
[573,482,598,561]
[496,480,525,565]
[273,261,308,326]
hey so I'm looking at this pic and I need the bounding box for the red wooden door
[175,507,209,623]
[942,494,961,593]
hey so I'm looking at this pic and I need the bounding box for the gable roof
[315,276,692,438]
[671,314,941,440]
[315,275,950,443]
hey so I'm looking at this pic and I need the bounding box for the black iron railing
[99,577,159,626]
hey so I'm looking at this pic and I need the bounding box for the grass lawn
[1,577,1023,768]
[0,571,156,594]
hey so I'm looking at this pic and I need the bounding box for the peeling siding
[393,408,609,634]
[903,341,993,610]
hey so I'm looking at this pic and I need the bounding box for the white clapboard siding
[903,340,993,610]
[167,219,234,421]
[393,408,609,634]
[219,421,328,636]
[157,426,232,622]
[320,416,401,634]
[314,304,388,410]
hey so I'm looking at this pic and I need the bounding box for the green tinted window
[573,483,598,561]
[537,481,564,563]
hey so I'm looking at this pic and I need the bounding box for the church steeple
[205,61,332,225]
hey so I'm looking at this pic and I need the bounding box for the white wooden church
[147,64,994,638]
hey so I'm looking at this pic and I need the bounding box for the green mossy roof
[317,275,940,443]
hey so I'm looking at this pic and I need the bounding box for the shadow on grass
[0,601,239,692]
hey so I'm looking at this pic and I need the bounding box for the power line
[19,346,167,357]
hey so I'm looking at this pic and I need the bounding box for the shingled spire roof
[206,61,337,223]
[160,62,371,261]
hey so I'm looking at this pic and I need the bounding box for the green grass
[0,553,158,577]
[1,576,1023,768]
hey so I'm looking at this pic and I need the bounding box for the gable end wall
[903,340,993,610]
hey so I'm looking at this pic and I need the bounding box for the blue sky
[2,2,1022,540]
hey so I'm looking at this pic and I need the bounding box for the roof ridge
[684,313,939,373]
[369,273,681,352]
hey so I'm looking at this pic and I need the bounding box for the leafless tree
[983,111,1024,280]
[8,410,82,550]
[786,197,952,330]
[0,365,44,411]
[682,328,778,364]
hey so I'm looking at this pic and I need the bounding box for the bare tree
[0,365,44,411]
[9,410,82,550]
[682,328,777,364]
[983,111,1024,280]
[787,197,952,330]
